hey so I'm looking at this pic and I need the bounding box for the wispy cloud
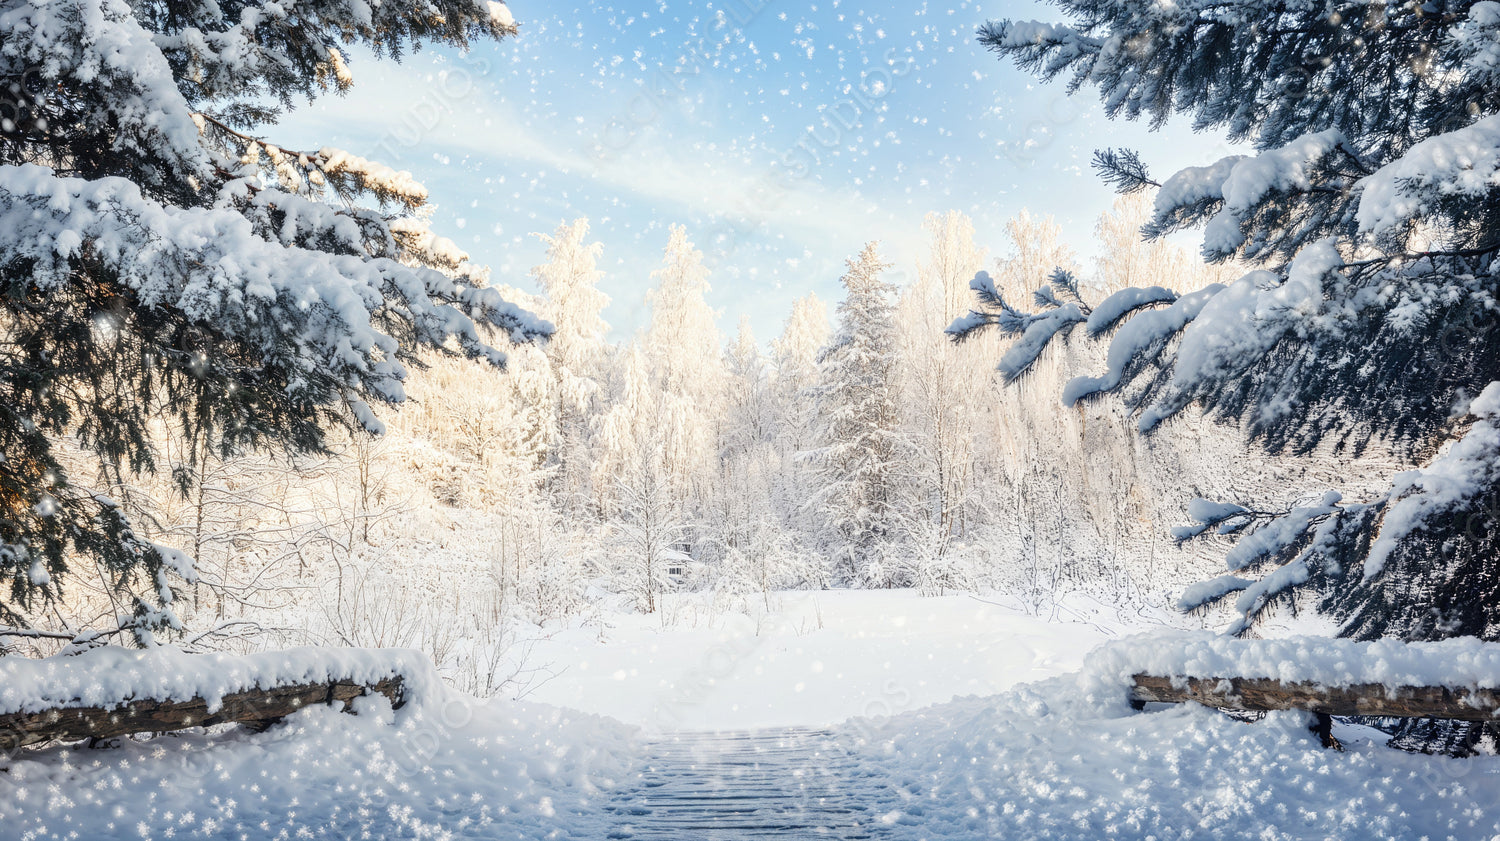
[292,59,915,264]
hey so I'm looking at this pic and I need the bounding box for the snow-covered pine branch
[973,0,1500,645]
[0,0,540,634]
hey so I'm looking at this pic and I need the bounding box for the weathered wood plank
[0,676,404,750]
[1130,674,1500,721]
[608,729,888,840]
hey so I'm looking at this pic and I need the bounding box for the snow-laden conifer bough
[0,0,544,641]
[955,3,1500,652]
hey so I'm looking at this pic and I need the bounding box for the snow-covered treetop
[773,293,830,386]
[646,225,724,402]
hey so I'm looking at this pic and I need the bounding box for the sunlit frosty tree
[0,0,544,639]
[813,242,903,587]
[958,1,1500,646]
[531,218,610,513]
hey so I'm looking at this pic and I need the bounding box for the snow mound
[0,645,436,716]
[1084,630,1500,694]
[844,669,1500,840]
[0,691,636,839]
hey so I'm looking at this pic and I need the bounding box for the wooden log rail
[1129,674,1500,719]
[0,676,405,751]
[1129,674,1500,748]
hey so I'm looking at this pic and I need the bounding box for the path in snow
[606,728,892,839]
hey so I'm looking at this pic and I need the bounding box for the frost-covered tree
[643,225,725,515]
[723,316,772,455]
[811,243,904,586]
[964,1,1500,645]
[767,294,831,543]
[594,345,684,613]
[593,343,652,518]
[0,0,543,636]
[897,211,990,546]
[770,294,830,453]
[610,450,686,616]
[531,218,610,513]
[706,317,815,593]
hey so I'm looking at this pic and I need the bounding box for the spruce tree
[958,2,1500,648]
[812,242,903,586]
[531,218,610,514]
[0,0,544,639]
[770,293,831,544]
[642,225,724,516]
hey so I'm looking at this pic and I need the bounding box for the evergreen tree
[643,225,724,516]
[769,294,831,545]
[771,294,831,453]
[593,343,683,613]
[961,2,1500,647]
[531,218,610,513]
[0,0,543,637]
[811,242,903,586]
[897,211,990,546]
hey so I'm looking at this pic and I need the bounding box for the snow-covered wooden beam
[1129,674,1500,722]
[0,676,405,750]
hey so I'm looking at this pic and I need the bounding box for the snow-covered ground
[847,679,1500,840]
[509,589,1130,730]
[0,687,636,840]
[4,590,1500,840]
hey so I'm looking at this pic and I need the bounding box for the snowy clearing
[4,592,1500,840]
[507,589,1128,730]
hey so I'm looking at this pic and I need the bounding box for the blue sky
[278,1,1239,343]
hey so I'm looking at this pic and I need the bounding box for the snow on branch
[317,147,431,210]
[1170,497,1250,542]
[1084,285,1178,336]
[151,0,517,106]
[1145,155,1244,241]
[1222,491,1344,571]
[1145,132,1346,260]
[1138,240,1343,432]
[1166,489,1387,631]
[1364,382,1500,580]
[947,272,1028,339]
[1357,113,1500,240]
[992,303,1086,381]
[1198,130,1345,258]
[947,270,1088,381]
[977,20,1103,78]
[0,164,549,420]
[1062,284,1217,406]
[1175,575,1253,613]
[5,0,209,178]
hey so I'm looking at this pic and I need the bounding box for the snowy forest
[10,197,1269,682]
[10,0,1500,837]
